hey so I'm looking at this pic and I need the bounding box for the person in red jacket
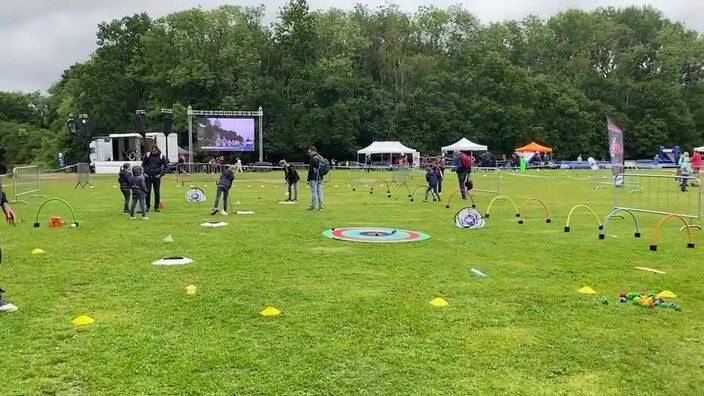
[692,151,702,175]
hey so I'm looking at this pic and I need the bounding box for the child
[279,159,300,202]
[211,165,235,216]
[129,165,149,220]
[424,165,441,202]
[435,159,445,195]
[118,163,132,214]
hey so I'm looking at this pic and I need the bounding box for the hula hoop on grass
[33,198,79,228]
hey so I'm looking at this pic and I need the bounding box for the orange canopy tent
[515,141,553,153]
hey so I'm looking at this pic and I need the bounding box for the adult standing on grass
[142,145,168,212]
[452,149,472,200]
[679,152,692,192]
[0,180,18,312]
[307,146,324,211]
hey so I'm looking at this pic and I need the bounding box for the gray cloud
[0,0,702,92]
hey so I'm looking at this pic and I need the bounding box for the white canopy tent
[441,138,487,153]
[357,141,419,168]
[358,141,416,155]
[695,146,704,152]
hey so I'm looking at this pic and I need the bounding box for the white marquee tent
[695,146,704,152]
[441,138,488,153]
[357,141,419,168]
[358,141,417,155]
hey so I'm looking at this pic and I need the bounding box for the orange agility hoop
[564,204,603,232]
[649,214,696,251]
[518,198,551,224]
[484,195,519,219]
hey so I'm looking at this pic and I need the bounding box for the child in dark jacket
[279,160,300,202]
[424,165,441,202]
[118,163,132,214]
[130,165,149,220]
[211,165,235,216]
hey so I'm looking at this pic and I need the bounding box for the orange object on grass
[49,216,66,228]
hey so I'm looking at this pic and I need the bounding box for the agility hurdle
[517,198,552,224]
[75,163,92,188]
[369,179,392,198]
[444,190,476,208]
[564,205,603,232]
[484,195,519,219]
[599,208,641,240]
[649,214,696,251]
[33,198,79,228]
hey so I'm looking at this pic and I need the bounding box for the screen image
[197,117,255,152]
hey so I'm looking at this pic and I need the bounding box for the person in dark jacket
[130,166,149,220]
[0,180,18,312]
[436,159,445,195]
[141,145,168,212]
[279,159,300,202]
[211,165,236,216]
[424,165,441,202]
[118,163,132,214]
[307,146,324,211]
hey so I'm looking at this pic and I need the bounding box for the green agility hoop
[33,198,79,228]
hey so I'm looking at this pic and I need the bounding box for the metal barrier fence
[614,172,702,221]
[11,166,47,204]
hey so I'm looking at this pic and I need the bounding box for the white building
[90,132,178,174]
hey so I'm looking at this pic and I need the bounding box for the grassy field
[0,169,702,395]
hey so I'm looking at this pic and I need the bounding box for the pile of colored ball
[619,292,681,311]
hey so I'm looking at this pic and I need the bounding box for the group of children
[118,164,150,220]
[424,161,445,202]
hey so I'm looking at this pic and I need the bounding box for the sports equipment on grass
[152,256,193,266]
[33,198,79,228]
[11,166,47,204]
[322,227,430,243]
[455,208,485,229]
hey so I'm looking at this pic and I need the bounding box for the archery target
[322,227,430,243]
[185,188,207,202]
[455,208,485,229]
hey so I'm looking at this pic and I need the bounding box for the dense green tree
[3,1,703,167]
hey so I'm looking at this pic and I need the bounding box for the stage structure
[187,106,264,165]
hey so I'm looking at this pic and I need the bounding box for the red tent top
[515,141,553,153]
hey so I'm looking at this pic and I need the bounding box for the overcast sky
[0,0,701,93]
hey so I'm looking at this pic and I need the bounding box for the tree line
[2,1,703,168]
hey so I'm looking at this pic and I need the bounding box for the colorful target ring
[322,227,430,243]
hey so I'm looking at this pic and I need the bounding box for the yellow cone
[429,297,448,307]
[578,286,596,294]
[185,285,197,295]
[73,315,95,326]
[32,248,45,255]
[260,306,281,317]
[657,290,677,299]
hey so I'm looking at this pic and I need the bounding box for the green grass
[0,169,702,395]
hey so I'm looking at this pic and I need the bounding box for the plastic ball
[669,303,677,309]
[601,298,609,305]
[70,223,77,228]
[633,297,641,305]
[674,306,682,312]
[619,293,627,299]
[654,300,662,307]
[619,297,627,303]
[627,293,637,300]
